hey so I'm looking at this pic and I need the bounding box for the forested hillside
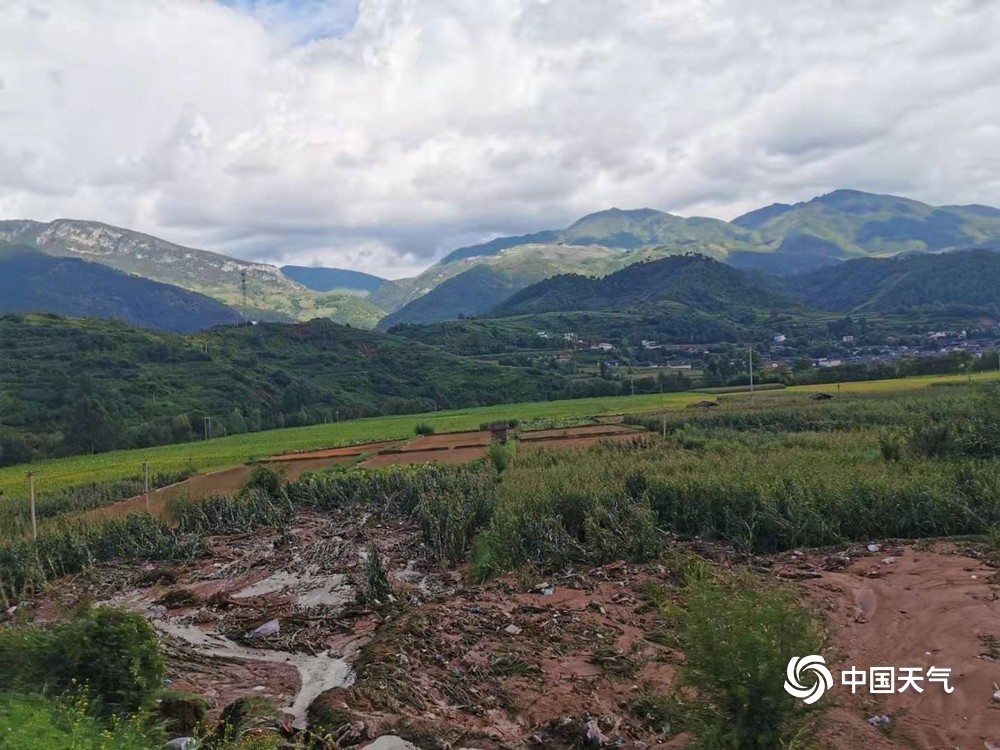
[491,254,794,317]
[0,315,567,466]
[784,248,1000,315]
[0,245,239,333]
[377,266,526,329]
[0,220,384,327]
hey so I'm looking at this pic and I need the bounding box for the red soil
[402,431,493,450]
[796,544,1000,749]
[360,446,488,468]
[519,424,639,441]
[85,452,361,523]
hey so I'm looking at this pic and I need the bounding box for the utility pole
[203,416,212,440]
[27,472,37,541]
[143,460,150,512]
[748,345,755,402]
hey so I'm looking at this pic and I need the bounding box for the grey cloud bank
[0,0,998,278]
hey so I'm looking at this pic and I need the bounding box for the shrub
[487,440,516,472]
[212,696,280,743]
[240,465,285,498]
[878,432,903,462]
[479,419,520,431]
[673,574,823,749]
[907,424,953,458]
[414,422,435,436]
[0,607,164,713]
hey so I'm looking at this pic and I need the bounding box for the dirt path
[796,544,1000,749]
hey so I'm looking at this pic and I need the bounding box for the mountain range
[0,245,239,334]
[3,189,1000,334]
[376,190,1000,326]
[0,220,383,328]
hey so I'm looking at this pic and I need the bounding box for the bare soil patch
[403,431,492,450]
[361,446,488,468]
[786,543,1000,749]
[15,511,999,749]
[82,450,364,523]
[266,441,402,462]
[519,424,639,441]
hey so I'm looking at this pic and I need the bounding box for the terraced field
[2,371,997,499]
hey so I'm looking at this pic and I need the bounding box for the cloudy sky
[1,0,998,278]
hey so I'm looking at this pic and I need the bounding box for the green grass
[0,693,161,750]
[2,371,997,499]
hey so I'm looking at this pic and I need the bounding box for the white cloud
[0,0,998,278]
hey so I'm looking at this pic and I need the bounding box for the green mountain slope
[377,266,525,330]
[784,247,1000,315]
[0,245,239,333]
[281,265,387,295]
[0,220,382,327]
[483,254,806,345]
[383,192,1000,317]
[491,254,794,317]
[378,209,762,313]
[0,315,568,465]
[733,189,1000,259]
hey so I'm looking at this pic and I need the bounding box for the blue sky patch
[218,0,359,44]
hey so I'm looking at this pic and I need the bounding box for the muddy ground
[17,498,1000,749]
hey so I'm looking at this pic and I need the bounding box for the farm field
[2,370,999,499]
[3,379,999,749]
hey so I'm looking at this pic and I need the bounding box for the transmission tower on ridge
[240,270,248,322]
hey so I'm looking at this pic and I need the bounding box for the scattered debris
[504,624,523,635]
[867,714,891,728]
[867,543,882,553]
[250,619,280,640]
[362,738,421,750]
[584,719,609,747]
